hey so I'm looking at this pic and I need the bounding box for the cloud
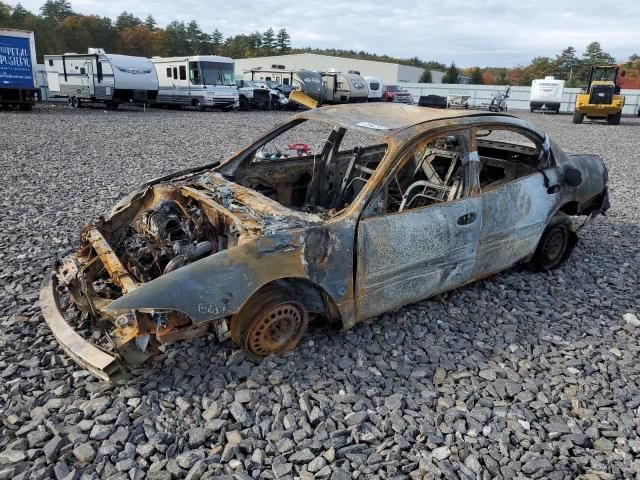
[13,0,640,66]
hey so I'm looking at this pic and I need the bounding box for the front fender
[106,235,308,322]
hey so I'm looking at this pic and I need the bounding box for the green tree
[418,69,432,83]
[582,42,616,66]
[164,21,189,55]
[495,68,508,85]
[0,1,12,26]
[40,0,72,23]
[276,28,290,54]
[143,15,157,31]
[442,62,460,84]
[186,20,209,54]
[262,28,276,55]
[470,67,482,84]
[554,46,580,80]
[211,29,223,55]
[115,11,141,31]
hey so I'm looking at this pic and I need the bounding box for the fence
[400,83,640,115]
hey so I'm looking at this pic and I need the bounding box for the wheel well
[559,201,580,216]
[256,278,343,327]
[191,99,198,106]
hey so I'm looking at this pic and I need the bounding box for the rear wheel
[572,111,584,124]
[231,286,308,362]
[607,111,621,125]
[531,214,575,271]
[239,97,249,111]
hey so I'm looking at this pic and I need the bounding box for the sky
[12,0,640,67]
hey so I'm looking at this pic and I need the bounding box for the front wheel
[572,111,585,124]
[530,215,576,271]
[231,286,308,362]
[607,112,621,125]
[194,100,205,112]
[70,96,80,108]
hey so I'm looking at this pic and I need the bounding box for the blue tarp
[0,35,34,89]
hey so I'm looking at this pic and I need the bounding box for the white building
[234,53,443,84]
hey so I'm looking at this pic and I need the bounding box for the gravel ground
[1,104,639,480]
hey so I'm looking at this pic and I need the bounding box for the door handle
[457,212,477,226]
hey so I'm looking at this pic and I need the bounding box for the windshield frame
[192,61,235,86]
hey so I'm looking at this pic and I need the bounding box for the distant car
[418,94,448,109]
[235,80,287,110]
[42,104,609,380]
[382,84,414,104]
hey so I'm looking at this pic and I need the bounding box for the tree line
[442,43,639,86]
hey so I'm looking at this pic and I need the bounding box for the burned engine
[119,199,215,282]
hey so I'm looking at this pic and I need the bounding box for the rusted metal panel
[86,229,138,293]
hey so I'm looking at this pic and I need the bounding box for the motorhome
[151,56,239,111]
[364,76,383,101]
[321,70,369,104]
[44,49,158,109]
[530,76,565,113]
[249,68,325,104]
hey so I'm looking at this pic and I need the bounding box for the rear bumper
[40,271,121,381]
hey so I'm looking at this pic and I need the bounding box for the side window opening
[380,133,468,214]
[166,67,172,78]
[80,67,86,75]
[475,128,543,191]
[48,59,53,66]
[173,67,178,80]
[179,65,186,80]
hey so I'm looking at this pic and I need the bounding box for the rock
[89,424,112,441]
[185,460,207,480]
[522,456,553,475]
[289,448,315,463]
[43,436,65,463]
[308,456,327,473]
[176,450,205,470]
[385,394,404,410]
[234,389,252,403]
[72,444,95,463]
[479,369,497,381]
[202,401,222,421]
[188,427,213,448]
[0,450,26,464]
[623,312,640,327]
[432,446,451,461]
[115,458,135,472]
[229,401,247,423]
[272,462,293,478]
[594,437,614,453]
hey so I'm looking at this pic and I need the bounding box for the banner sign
[0,35,34,88]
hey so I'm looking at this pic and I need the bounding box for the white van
[530,76,565,113]
[364,76,383,101]
[151,56,239,111]
[45,48,158,109]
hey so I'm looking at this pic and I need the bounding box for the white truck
[45,48,158,109]
[151,56,239,111]
[0,29,39,111]
[530,76,565,113]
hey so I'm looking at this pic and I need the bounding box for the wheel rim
[245,302,305,357]
[541,226,568,265]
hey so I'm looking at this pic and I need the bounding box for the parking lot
[1,104,639,479]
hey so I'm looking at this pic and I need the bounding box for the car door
[355,128,482,321]
[472,126,560,275]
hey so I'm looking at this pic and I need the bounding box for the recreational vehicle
[530,76,565,113]
[44,49,158,109]
[364,76,383,102]
[151,56,239,111]
[321,70,369,104]
[249,69,325,104]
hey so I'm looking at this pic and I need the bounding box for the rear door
[355,128,482,321]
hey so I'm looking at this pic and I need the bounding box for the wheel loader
[573,65,625,124]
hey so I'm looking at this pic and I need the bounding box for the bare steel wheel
[231,286,308,362]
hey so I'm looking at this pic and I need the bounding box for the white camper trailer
[530,76,565,113]
[321,70,369,104]
[364,76,383,102]
[44,49,158,109]
[151,56,239,111]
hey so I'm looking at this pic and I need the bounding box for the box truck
[0,29,39,111]
[151,56,239,111]
[530,76,565,113]
[45,48,158,109]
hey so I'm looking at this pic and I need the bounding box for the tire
[19,104,33,111]
[530,214,576,271]
[194,100,205,112]
[230,286,308,362]
[106,102,119,110]
[70,96,80,108]
[572,111,584,124]
[606,111,621,125]
[239,97,249,111]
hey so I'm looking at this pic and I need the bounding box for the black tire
[19,104,33,111]
[194,100,205,112]
[530,214,576,271]
[572,111,584,124]
[106,102,119,110]
[239,97,249,111]
[606,111,621,125]
[230,286,308,362]
[71,96,80,108]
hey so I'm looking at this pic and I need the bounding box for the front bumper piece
[40,271,121,381]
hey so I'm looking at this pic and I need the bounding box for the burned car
[41,104,609,380]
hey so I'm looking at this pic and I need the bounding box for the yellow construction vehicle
[573,65,625,124]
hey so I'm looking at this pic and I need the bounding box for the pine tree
[144,15,157,31]
[419,69,432,83]
[262,28,276,55]
[470,67,482,84]
[442,62,460,84]
[276,28,290,54]
[211,29,223,55]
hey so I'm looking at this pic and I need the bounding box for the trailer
[249,68,325,106]
[530,76,564,113]
[0,29,39,111]
[45,49,158,109]
[151,56,239,111]
[321,70,369,104]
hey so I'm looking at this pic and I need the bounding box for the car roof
[295,103,519,136]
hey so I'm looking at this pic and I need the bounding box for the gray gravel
[1,104,639,479]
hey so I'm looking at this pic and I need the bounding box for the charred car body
[41,104,609,380]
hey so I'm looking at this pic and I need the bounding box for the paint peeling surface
[41,104,610,379]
